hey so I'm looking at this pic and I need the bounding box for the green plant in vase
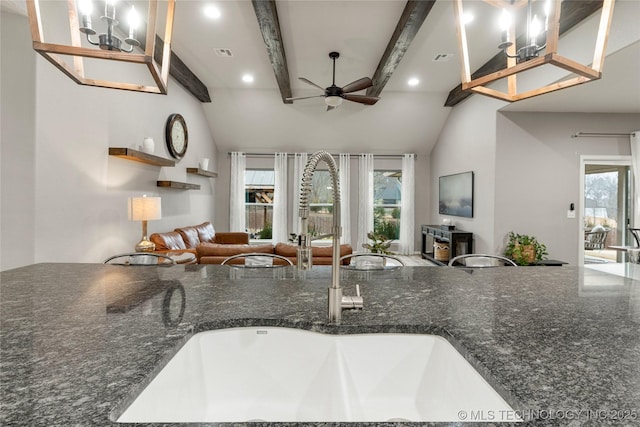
[362,231,393,255]
[504,232,548,265]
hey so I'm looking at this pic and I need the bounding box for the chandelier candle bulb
[78,0,94,33]
[104,0,116,20]
[498,9,512,49]
[530,15,541,44]
[127,6,139,42]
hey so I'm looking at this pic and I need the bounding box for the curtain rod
[571,132,634,138]
[227,152,416,159]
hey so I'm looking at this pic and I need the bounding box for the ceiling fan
[286,52,380,111]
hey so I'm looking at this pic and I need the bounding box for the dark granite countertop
[1,263,639,426]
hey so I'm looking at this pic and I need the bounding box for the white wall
[0,11,218,270]
[430,95,507,254]
[494,112,640,265]
[1,11,36,269]
[431,102,639,264]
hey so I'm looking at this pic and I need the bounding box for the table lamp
[128,195,162,252]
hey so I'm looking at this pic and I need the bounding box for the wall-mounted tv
[439,171,474,218]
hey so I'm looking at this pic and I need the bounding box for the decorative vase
[516,243,536,264]
[142,137,155,154]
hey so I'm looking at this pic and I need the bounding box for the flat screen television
[439,171,474,218]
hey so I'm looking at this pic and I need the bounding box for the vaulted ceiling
[169,0,639,153]
[4,0,639,154]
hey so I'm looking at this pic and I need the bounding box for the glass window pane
[298,170,335,239]
[308,204,334,239]
[374,207,401,240]
[310,170,334,204]
[245,169,274,240]
[374,171,401,204]
[373,171,401,240]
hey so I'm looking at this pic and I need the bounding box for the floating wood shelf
[186,167,218,178]
[157,181,200,190]
[109,147,175,167]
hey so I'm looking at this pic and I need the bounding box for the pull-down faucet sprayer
[297,151,361,324]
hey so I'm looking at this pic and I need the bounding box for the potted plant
[362,232,393,254]
[504,232,548,266]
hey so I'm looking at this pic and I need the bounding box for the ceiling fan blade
[343,94,380,105]
[341,77,373,94]
[299,77,325,91]
[286,95,325,101]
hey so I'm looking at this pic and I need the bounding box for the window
[374,171,401,240]
[308,170,334,239]
[245,170,274,240]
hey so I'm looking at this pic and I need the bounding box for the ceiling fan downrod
[329,51,339,87]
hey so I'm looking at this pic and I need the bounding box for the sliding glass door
[583,163,633,264]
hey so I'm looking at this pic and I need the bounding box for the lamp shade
[128,196,162,221]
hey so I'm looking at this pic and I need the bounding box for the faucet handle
[341,285,363,310]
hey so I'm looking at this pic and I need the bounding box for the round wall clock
[165,113,188,159]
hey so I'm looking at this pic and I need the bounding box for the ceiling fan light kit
[287,51,380,110]
[25,0,175,95]
[453,0,615,102]
[325,96,343,107]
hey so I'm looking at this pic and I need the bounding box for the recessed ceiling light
[408,77,420,86]
[242,74,254,83]
[204,4,221,19]
[463,13,474,25]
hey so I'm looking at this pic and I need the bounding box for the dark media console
[421,224,473,265]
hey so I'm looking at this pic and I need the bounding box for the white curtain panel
[272,152,288,243]
[229,152,246,232]
[399,153,416,255]
[291,153,308,236]
[630,131,640,226]
[357,153,374,252]
[339,153,351,245]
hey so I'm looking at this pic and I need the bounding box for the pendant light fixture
[453,0,615,102]
[26,0,175,94]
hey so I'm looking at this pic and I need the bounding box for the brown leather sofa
[196,243,276,265]
[197,241,353,265]
[150,222,249,255]
[150,221,353,264]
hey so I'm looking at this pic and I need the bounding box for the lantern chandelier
[26,0,175,94]
[497,1,547,63]
[77,0,141,53]
[453,0,615,102]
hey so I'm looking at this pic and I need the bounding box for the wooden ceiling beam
[252,0,293,104]
[115,1,211,102]
[153,35,211,103]
[366,0,437,98]
[444,0,604,107]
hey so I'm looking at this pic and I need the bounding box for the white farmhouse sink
[117,327,516,423]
